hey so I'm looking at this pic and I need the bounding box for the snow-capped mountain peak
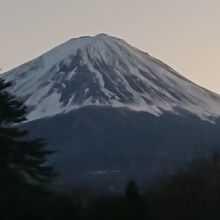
[2,34,220,121]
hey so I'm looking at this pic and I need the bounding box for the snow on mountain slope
[2,33,220,121]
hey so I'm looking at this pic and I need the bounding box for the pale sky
[0,0,220,93]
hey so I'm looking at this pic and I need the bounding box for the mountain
[2,33,220,122]
[2,34,220,192]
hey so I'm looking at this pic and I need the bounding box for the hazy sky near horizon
[0,0,220,93]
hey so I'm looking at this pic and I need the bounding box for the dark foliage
[83,153,220,220]
[125,180,140,202]
[146,152,220,220]
[0,79,53,186]
[2,152,220,219]
[0,79,53,218]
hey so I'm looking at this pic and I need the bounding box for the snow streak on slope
[2,34,220,121]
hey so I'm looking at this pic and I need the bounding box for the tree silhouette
[125,180,145,220]
[0,78,53,190]
[125,180,140,202]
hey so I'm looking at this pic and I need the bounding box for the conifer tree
[125,180,140,202]
[0,78,53,189]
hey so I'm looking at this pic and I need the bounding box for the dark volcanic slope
[22,106,220,192]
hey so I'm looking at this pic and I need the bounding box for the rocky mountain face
[3,34,220,122]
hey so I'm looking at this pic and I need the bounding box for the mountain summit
[3,33,220,121]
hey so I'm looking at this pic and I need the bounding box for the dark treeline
[2,153,220,220]
[75,154,220,220]
[1,78,220,219]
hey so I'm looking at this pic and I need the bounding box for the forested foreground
[1,153,220,220]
